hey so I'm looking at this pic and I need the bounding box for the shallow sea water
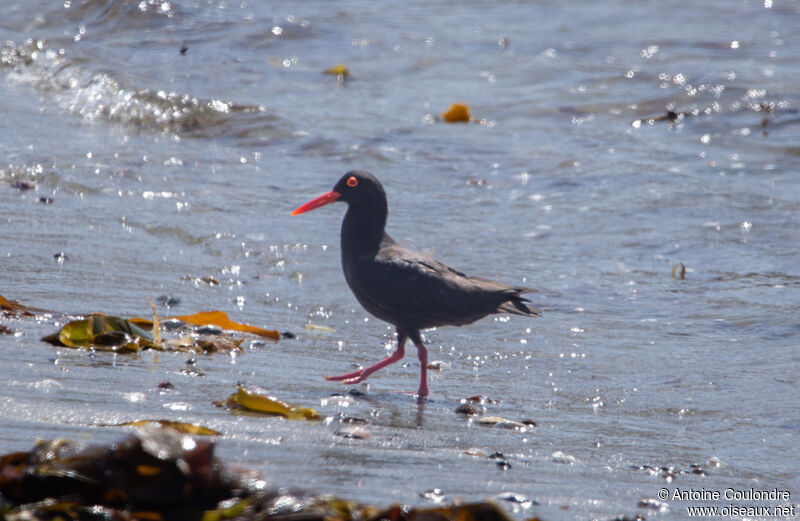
[1,1,799,519]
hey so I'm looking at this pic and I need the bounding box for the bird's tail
[497,288,541,317]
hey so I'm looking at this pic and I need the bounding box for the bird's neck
[341,203,387,258]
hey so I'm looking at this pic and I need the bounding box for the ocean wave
[1,38,284,138]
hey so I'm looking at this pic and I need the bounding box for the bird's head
[292,170,386,215]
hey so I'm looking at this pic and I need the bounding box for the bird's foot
[325,369,367,382]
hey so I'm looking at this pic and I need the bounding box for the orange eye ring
[346,176,358,187]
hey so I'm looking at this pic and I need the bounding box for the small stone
[455,402,483,415]
[335,426,370,439]
[421,488,445,503]
[11,180,36,190]
[196,324,223,335]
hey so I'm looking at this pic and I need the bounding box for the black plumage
[292,171,539,397]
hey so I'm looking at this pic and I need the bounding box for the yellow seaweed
[50,315,157,352]
[105,419,221,436]
[0,293,48,316]
[324,64,349,76]
[226,386,322,421]
[173,310,280,339]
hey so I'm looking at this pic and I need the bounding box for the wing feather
[345,243,539,330]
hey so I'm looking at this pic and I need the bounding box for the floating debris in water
[473,416,533,431]
[551,451,577,465]
[42,315,156,352]
[442,103,472,123]
[461,448,488,458]
[688,463,706,475]
[156,294,181,308]
[491,492,537,508]
[637,498,668,512]
[220,385,323,421]
[164,310,280,339]
[324,64,349,77]
[305,323,336,333]
[335,426,371,439]
[427,360,447,370]
[99,419,221,436]
[629,462,713,481]
[1,294,48,317]
[334,414,369,425]
[10,179,36,190]
[421,488,446,503]
[455,402,484,415]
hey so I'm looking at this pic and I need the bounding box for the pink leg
[416,342,429,398]
[326,335,406,384]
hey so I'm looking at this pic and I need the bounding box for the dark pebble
[196,324,223,335]
[337,415,369,424]
[488,451,505,460]
[38,196,53,204]
[157,381,174,391]
[162,318,185,330]
[11,180,36,190]
[455,402,483,415]
[156,295,181,308]
[281,331,296,339]
[494,492,537,505]
[496,460,511,470]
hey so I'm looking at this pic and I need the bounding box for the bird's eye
[346,176,358,188]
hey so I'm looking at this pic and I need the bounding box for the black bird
[292,171,540,397]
